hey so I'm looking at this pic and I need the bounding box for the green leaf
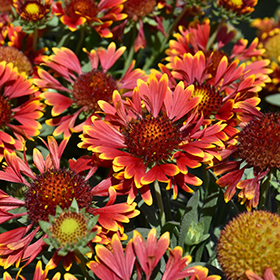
[178,190,199,248]
[265,93,280,107]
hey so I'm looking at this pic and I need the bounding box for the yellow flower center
[25,2,40,14]
[51,212,88,245]
[230,0,243,6]
[264,31,280,63]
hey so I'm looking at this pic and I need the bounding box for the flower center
[20,1,47,21]
[0,0,12,13]
[229,0,243,6]
[192,83,223,118]
[72,69,117,113]
[123,115,181,164]
[50,212,87,245]
[0,95,11,128]
[123,0,156,21]
[66,0,98,20]
[217,211,280,280]
[0,46,32,74]
[264,31,280,63]
[25,168,92,224]
[238,112,280,170]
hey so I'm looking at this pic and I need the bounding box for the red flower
[52,0,126,36]
[34,42,147,138]
[0,136,139,269]
[79,73,225,204]
[214,112,280,210]
[0,61,43,161]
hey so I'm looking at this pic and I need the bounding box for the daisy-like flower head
[39,199,98,257]
[0,45,32,74]
[214,0,258,22]
[166,50,264,146]
[214,112,280,210]
[34,42,147,138]
[12,0,52,30]
[88,228,221,280]
[217,210,280,279]
[0,136,139,269]
[0,61,43,161]
[165,17,271,88]
[79,72,226,205]
[113,0,166,52]
[52,0,126,36]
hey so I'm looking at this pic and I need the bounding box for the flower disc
[237,112,280,170]
[25,168,92,224]
[72,69,117,112]
[123,114,181,164]
[217,210,280,279]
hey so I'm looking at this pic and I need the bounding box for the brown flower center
[123,0,156,21]
[238,112,280,170]
[0,46,32,74]
[264,31,280,63]
[123,115,181,164]
[0,94,11,128]
[50,212,87,245]
[72,69,117,113]
[192,83,223,118]
[25,168,92,224]
[0,0,12,13]
[66,0,98,21]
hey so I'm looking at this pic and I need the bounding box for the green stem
[75,26,85,55]
[154,180,165,226]
[162,187,172,222]
[56,31,73,49]
[123,27,137,74]
[75,251,91,280]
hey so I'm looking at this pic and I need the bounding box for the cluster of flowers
[0,0,279,279]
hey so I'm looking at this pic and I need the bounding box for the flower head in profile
[0,136,139,270]
[35,42,146,138]
[214,0,258,22]
[79,72,226,205]
[52,0,126,36]
[214,111,280,210]
[0,61,43,161]
[217,210,280,279]
[88,228,221,280]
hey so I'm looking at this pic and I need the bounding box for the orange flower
[0,136,139,269]
[79,73,225,204]
[0,61,43,161]
[52,0,126,36]
[34,42,147,138]
[214,112,280,210]
[88,228,221,280]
